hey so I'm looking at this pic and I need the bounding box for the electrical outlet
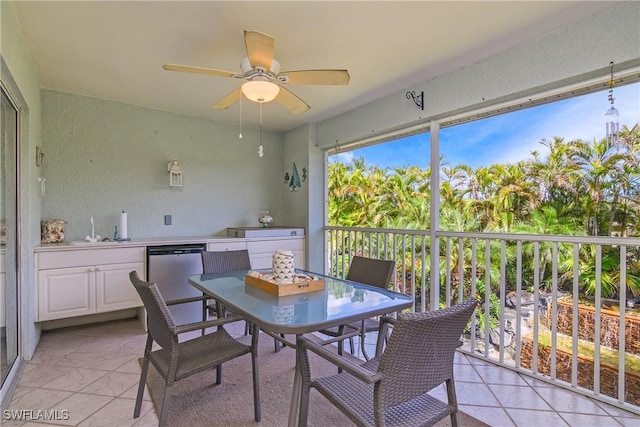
[164,215,172,225]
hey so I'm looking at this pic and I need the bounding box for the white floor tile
[455,381,502,406]
[6,318,640,427]
[489,384,553,410]
[507,408,570,427]
[458,404,514,427]
[534,386,610,415]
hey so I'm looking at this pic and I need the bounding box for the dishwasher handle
[147,244,206,256]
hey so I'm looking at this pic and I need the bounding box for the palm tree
[570,137,628,235]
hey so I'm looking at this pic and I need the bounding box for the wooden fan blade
[279,69,350,85]
[211,88,242,110]
[275,86,310,115]
[244,30,275,70]
[163,64,237,78]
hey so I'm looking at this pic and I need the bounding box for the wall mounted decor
[167,160,183,187]
[406,90,424,110]
[288,163,301,191]
[36,146,44,166]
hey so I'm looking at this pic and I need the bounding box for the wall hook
[406,90,424,110]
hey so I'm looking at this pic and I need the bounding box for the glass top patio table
[188,269,413,335]
[189,269,413,426]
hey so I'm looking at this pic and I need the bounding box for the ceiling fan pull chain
[257,102,264,158]
[238,95,243,139]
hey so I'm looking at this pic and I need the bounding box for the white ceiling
[11,1,621,133]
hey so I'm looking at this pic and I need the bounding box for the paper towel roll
[119,211,128,239]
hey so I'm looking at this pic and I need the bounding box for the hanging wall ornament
[605,61,620,145]
[289,163,301,191]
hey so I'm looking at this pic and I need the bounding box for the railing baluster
[533,242,540,374]
[515,240,522,369]
[551,242,558,380]
[445,237,452,307]
[594,244,602,396]
[401,234,407,294]
[484,239,491,359]
[421,234,427,313]
[571,243,580,388]
[392,234,398,293]
[327,229,332,275]
[471,238,477,353]
[618,245,627,404]
[410,234,416,307]
[499,239,506,364]
[458,237,464,304]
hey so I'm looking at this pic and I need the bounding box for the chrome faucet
[84,216,101,242]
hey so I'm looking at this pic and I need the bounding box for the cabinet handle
[89,267,95,273]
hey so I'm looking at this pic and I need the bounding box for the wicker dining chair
[201,249,253,275]
[318,256,396,359]
[297,297,478,427]
[201,250,284,350]
[129,271,261,427]
[201,250,252,329]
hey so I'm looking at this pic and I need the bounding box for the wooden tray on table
[244,274,325,296]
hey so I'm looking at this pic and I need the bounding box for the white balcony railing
[325,225,640,415]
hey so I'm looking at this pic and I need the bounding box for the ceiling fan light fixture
[241,80,280,103]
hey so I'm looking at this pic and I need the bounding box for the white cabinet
[206,237,305,270]
[247,238,305,270]
[35,236,306,323]
[96,263,144,312]
[37,247,144,322]
[38,267,96,320]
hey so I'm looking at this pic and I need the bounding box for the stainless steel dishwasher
[146,243,206,325]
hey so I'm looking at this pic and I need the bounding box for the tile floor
[3,318,640,426]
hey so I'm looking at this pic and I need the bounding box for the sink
[67,240,122,246]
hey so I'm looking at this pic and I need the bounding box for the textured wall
[2,1,45,359]
[313,2,640,149]
[41,90,285,241]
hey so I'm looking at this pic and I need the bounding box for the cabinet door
[95,262,144,312]
[38,267,96,321]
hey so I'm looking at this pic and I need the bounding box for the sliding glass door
[0,86,19,393]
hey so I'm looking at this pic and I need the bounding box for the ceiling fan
[163,30,350,115]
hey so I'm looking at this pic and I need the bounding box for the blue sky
[331,82,639,170]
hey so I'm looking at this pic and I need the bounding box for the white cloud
[331,151,355,164]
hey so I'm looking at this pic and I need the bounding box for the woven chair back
[346,256,395,289]
[129,271,177,349]
[376,297,478,409]
[202,249,252,274]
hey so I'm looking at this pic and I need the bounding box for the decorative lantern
[167,160,182,187]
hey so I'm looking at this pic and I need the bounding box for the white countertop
[35,234,305,252]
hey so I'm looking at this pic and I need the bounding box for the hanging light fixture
[605,61,620,145]
[241,79,280,103]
